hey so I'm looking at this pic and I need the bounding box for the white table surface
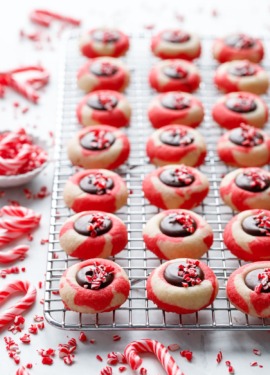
[1,1,270,374]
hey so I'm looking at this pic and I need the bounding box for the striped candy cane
[30,9,81,27]
[124,339,182,375]
[0,280,37,329]
[0,245,29,264]
[0,205,41,248]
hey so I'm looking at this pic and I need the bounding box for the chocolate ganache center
[74,213,112,237]
[159,166,194,187]
[163,64,188,79]
[80,129,115,150]
[245,268,270,293]
[160,128,194,147]
[162,30,190,43]
[235,170,270,192]
[92,29,120,43]
[79,173,114,195]
[161,93,191,110]
[242,211,270,237]
[160,212,197,237]
[228,61,256,77]
[164,260,204,287]
[229,125,263,147]
[76,264,114,289]
[90,61,118,77]
[225,95,257,113]
[225,34,255,49]
[87,93,118,111]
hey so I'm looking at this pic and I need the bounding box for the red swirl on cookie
[227,261,270,318]
[143,165,209,210]
[79,28,129,58]
[67,125,130,169]
[59,211,128,259]
[220,167,270,211]
[212,92,268,130]
[214,60,269,95]
[148,92,204,129]
[63,169,128,213]
[147,258,218,314]
[146,124,206,167]
[143,209,213,259]
[59,258,130,314]
[76,90,131,127]
[77,57,130,93]
[223,209,270,261]
[217,124,270,167]
[149,59,201,93]
[213,33,264,63]
[151,29,201,60]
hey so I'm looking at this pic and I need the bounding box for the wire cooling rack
[44,31,270,330]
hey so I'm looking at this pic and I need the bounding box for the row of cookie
[79,28,265,64]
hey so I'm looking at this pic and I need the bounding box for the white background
[1,0,270,374]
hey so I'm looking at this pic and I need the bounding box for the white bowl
[0,133,50,188]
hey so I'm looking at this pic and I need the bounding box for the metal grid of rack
[44,32,270,330]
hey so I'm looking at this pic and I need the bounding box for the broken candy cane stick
[30,9,81,27]
[0,245,29,264]
[124,339,182,375]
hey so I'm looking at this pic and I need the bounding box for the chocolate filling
[87,94,118,110]
[79,174,114,194]
[76,265,114,289]
[245,268,270,293]
[160,128,194,147]
[164,261,204,287]
[80,130,115,150]
[242,213,270,237]
[74,214,112,236]
[225,96,257,113]
[163,64,188,79]
[225,34,255,49]
[159,167,194,187]
[160,212,197,237]
[90,61,118,77]
[228,62,256,77]
[162,30,190,43]
[235,172,270,192]
[229,127,263,147]
[92,30,120,43]
[161,93,191,110]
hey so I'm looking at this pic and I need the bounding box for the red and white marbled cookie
[214,60,269,95]
[76,90,131,128]
[220,168,270,211]
[59,211,128,259]
[67,125,130,169]
[142,165,209,210]
[63,169,128,213]
[217,124,270,167]
[59,258,130,314]
[146,124,206,167]
[226,262,270,318]
[148,92,204,129]
[223,209,270,261]
[147,258,218,314]
[213,33,264,63]
[77,57,130,93]
[79,28,129,58]
[151,29,201,60]
[149,59,201,93]
[143,210,213,260]
[212,92,268,130]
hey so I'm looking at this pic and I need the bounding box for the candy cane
[124,339,182,375]
[30,9,81,27]
[0,245,29,264]
[16,366,30,375]
[0,206,41,248]
[0,280,37,329]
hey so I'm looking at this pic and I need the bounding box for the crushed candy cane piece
[180,350,193,362]
[113,334,121,341]
[216,350,223,363]
[253,348,261,356]
[79,332,87,342]
[168,343,180,352]
[20,334,31,344]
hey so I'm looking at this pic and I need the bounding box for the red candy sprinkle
[96,354,103,362]
[113,335,121,342]
[119,366,127,372]
[180,350,193,362]
[42,356,53,365]
[26,363,33,369]
[88,130,112,150]
[140,368,147,375]
[79,332,87,342]
[170,211,196,234]
[244,170,269,190]
[216,350,223,364]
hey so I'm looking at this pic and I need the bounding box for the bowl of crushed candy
[0,128,50,188]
